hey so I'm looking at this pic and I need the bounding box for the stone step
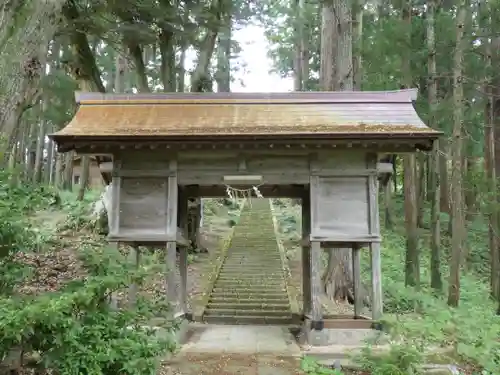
[207,302,291,311]
[220,267,283,273]
[224,256,281,260]
[209,296,290,305]
[226,250,280,254]
[203,314,294,325]
[221,265,282,269]
[216,276,285,282]
[210,291,289,299]
[212,286,287,294]
[215,280,285,286]
[215,278,285,288]
[221,265,282,270]
[226,256,279,259]
[219,270,284,275]
[219,270,284,276]
[225,255,279,258]
[223,260,282,264]
[205,308,291,317]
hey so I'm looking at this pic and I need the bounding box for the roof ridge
[75,89,418,105]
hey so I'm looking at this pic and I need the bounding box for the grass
[8,183,499,374]
[272,196,499,374]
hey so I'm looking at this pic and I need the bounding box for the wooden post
[370,243,383,320]
[302,187,312,317]
[109,175,121,236]
[109,241,119,309]
[178,186,189,315]
[166,162,181,317]
[352,244,362,317]
[368,172,383,320]
[310,240,323,330]
[128,244,141,307]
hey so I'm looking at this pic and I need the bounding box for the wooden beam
[63,139,430,155]
[183,184,306,198]
[107,229,188,245]
[323,319,374,330]
[376,162,393,174]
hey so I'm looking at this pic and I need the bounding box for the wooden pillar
[302,187,312,317]
[310,240,323,330]
[352,244,362,317]
[187,185,202,251]
[128,244,140,307]
[370,243,383,320]
[166,162,181,317]
[369,172,383,320]
[178,186,189,315]
[108,241,119,309]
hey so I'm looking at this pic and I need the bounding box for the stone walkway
[161,324,303,375]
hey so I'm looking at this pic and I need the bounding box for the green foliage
[355,344,424,375]
[0,172,61,293]
[0,246,175,374]
[300,357,344,375]
[0,173,176,373]
[272,193,500,372]
[374,198,500,372]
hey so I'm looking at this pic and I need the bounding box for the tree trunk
[187,0,223,252]
[0,0,64,164]
[215,5,231,93]
[447,0,468,307]
[62,151,74,191]
[352,0,364,91]
[178,43,187,92]
[293,0,304,91]
[63,0,109,196]
[129,44,150,92]
[416,153,426,228]
[160,30,176,92]
[319,0,358,301]
[32,100,47,184]
[77,156,90,200]
[427,0,442,291]
[439,140,450,213]
[489,19,500,300]
[402,0,419,288]
[190,0,221,93]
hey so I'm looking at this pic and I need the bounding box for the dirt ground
[159,353,304,375]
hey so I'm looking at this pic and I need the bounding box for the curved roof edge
[75,89,419,105]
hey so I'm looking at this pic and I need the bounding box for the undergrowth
[0,173,177,374]
[274,196,499,374]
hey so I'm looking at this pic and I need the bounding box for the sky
[185,24,294,93]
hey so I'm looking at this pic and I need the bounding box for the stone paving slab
[161,324,303,374]
[178,324,301,355]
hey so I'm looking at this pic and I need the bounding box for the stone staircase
[204,198,294,325]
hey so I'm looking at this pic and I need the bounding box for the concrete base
[178,324,301,355]
[300,318,388,347]
[307,329,330,346]
[174,318,190,345]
